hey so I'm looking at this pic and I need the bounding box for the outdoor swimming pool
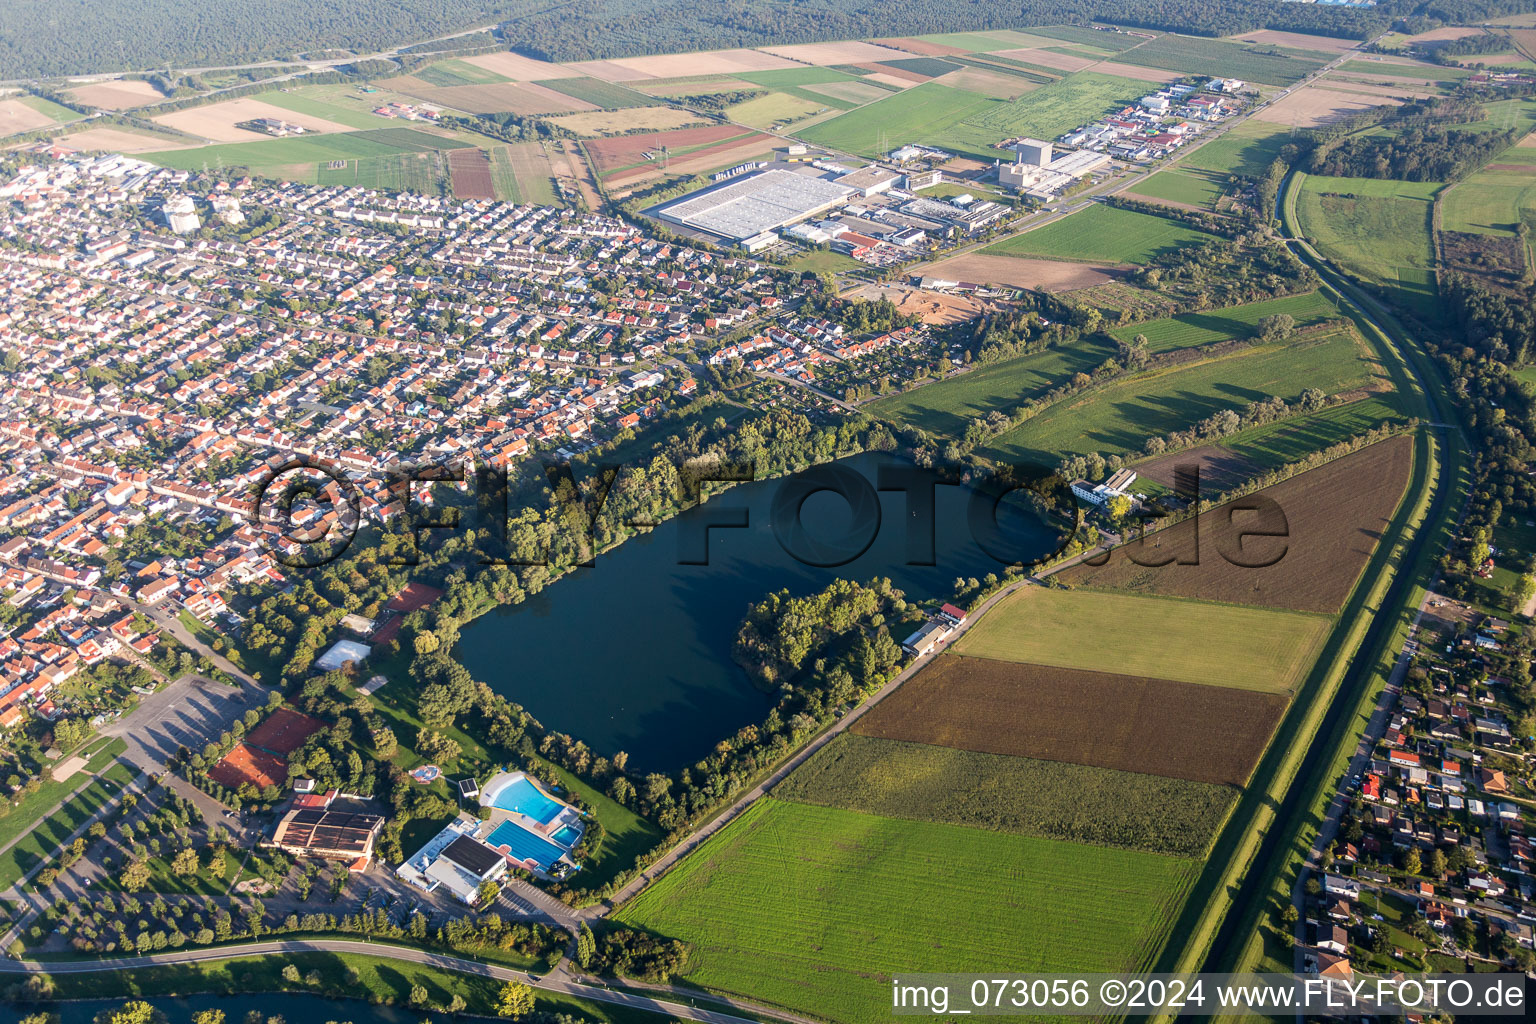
[551,824,582,847]
[486,821,565,871]
[488,775,564,824]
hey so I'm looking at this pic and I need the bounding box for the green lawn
[865,335,1117,438]
[1295,173,1440,316]
[983,204,1216,264]
[1107,291,1341,352]
[726,91,833,128]
[774,733,1235,857]
[543,762,662,891]
[784,249,862,275]
[0,737,125,857]
[955,586,1331,693]
[257,89,398,131]
[981,326,1376,462]
[20,94,85,123]
[616,798,1200,1024]
[0,760,136,889]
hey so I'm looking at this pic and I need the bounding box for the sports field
[615,798,1199,1024]
[983,204,1216,264]
[981,326,1377,462]
[1295,173,1439,315]
[1106,291,1340,352]
[865,335,1116,437]
[775,734,1236,856]
[955,587,1329,693]
[854,655,1286,787]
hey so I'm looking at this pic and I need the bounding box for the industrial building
[835,165,902,197]
[998,147,1112,200]
[1013,138,1053,167]
[653,168,855,247]
[898,195,1008,234]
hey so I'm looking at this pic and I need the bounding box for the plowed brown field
[854,654,1285,786]
[1059,434,1413,613]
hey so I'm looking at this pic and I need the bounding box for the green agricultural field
[412,59,511,88]
[1217,394,1408,470]
[1113,33,1325,85]
[539,77,653,109]
[940,72,1147,158]
[144,127,471,174]
[866,334,1117,438]
[796,81,992,158]
[20,94,84,123]
[735,67,864,88]
[1024,25,1146,51]
[1442,143,1536,237]
[1180,119,1295,178]
[983,204,1216,264]
[785,249,861,275]
[1295,173,1439,315]
[1107,291,1341,352]
[982,326,1378,462]
[1128,167,1229,210]
[615,798,1200,1024]
[917,29,1076,52]
[774,734,1236,857]
[488,145,522,201]
[956,586,1331,693]
[315,151,441,192]
[260,88,403,130]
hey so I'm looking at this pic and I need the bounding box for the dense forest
[1307,121,1521,182]
[8,0,1536,78]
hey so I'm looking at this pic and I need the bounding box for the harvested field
[57,127,197,153]
[994,47,1097,72]
[1403,26,1491,43]
[1136,444,1260,493]
[66,78,165,109]
[955,587,1329,693]
[1059,434,1414,614]
[460,52,582,80]
[776,733,1237,857]
[584,124,742,172]
[208,743,287,790]
[0,98,61,134]
[549,106,705,137]
[154,97,355,141]
[564,59,654,83]
[449,147,495,199]
[1230,30,1362,53]
[862,72,922,90]
[601,49,800,78]
[855,655,1285,787]
[800,80,892,105]
[247,706,328,755]
[757,40,914,65]
[845,284,994,324]
[1254,86,1402,127]
[877,37,972,57]
[394,81,594,115]
[635,77,741,97]
[936,67,1040,99]
[920,252,1127,291]
[856,63,931,84]
[614,132,777,183]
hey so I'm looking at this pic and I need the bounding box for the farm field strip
[1106,290,1342,351]
[615,798,1200,1024]
[955,587,1330,693]
[1060,434,1416,614]
[853,654,1288,787]
[980,325,1381,462]
[775,733,1236,857]
[1107,33,1326,85]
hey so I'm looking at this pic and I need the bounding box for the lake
[455,451,1063,771]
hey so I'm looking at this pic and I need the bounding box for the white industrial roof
[656,168,855,241]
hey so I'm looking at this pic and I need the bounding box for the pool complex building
[477,770,586,875]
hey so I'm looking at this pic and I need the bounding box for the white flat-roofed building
[835,165,901,196]
[1013,138,1053,167]
[655,169,856,242]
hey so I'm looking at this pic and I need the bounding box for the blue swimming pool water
[486,821,565,870]
[490,776,563,824]
[551,824,581,847]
